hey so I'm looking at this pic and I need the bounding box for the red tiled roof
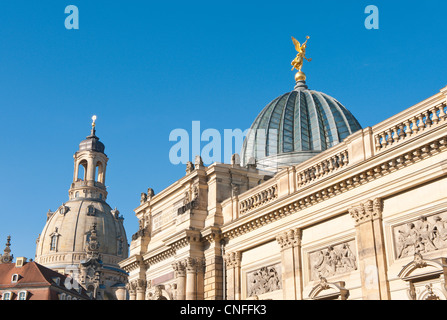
[0,261,91,300]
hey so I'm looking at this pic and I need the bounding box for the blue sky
[0,0,446,260]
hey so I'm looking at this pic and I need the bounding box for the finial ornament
[291,36,312,82]
[1,235,13,264]
[90,115,97,136]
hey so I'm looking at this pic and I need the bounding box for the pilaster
[172,261,186,300]
[225,251,242,300]
[203,229,224,300]
[276,228,302,300]
[349,197,390,300]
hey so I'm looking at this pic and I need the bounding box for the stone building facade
[120,75,447,300]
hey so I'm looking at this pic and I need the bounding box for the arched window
[18,291,27,300]
[95,161,104,184]
[11,274,19,283]
[77,160,88,181]
[49,228,60,252]
[2,292,12,300]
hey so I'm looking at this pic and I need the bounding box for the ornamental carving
[140,192,147,205]
[172,260,186,277]
[225,251,242,268]
[85,224,100,253]
[0,236,13,264]
[132,214,152,241]
[179,185,200,214]
[393,213,447,259]
[246,263,282,297]
[172,257,204,276]
[186,161,195,174]
[276,228,301,249]
[239,184,278,215]
[146,284,175,300]
[147,188,155,199]
[309,240,357,281]
[349,198,383,225]
[308,275,350,300]
[59,203,70,216]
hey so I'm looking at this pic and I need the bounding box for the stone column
[86,156,95,182]
[276,228,302,300]
[186,258,197,300]
[349,198,390,300]
[225,251,242,300]
[127,280,137,300]
[136,279,147,300]
[172,261,186,300]
[73,160,79,183]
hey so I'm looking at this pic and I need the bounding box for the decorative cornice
[119,255,144,273]
[145,248,176,267]
[222,133,447,240]
[201,227,222,244]
[140,230,203,267]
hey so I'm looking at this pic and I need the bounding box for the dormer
[15,257,27,267]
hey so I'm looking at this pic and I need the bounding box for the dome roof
[36,199,128,269]
[79,129,105,154]
[241,80,362,171]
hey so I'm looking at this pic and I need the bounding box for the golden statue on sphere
[291,36,312,81]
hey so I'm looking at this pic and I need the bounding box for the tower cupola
[70,116,108,201]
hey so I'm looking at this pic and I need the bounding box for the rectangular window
[50,236,57,251]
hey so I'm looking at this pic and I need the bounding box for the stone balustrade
[238,183,278,215]
[71,179,106,189]
[374,103,447,152]
[296,149,349,187]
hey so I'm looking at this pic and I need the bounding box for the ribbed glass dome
[241,81,362,171]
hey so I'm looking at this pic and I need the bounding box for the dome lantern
[240,36,362,172]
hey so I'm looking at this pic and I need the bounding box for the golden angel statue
[291,36,312,72]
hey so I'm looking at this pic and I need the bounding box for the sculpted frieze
[246,263,282,297]
[309,240,357,281]
[394,213,447,259]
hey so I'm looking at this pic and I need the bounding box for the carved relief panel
[308,240,358,281]
[246,263,282,298]
[393,212,447,259]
